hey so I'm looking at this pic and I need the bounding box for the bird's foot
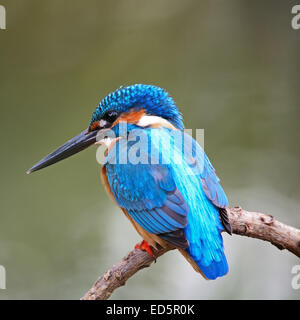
[134,240,156,261]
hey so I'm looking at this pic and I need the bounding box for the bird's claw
[135,240,156,261]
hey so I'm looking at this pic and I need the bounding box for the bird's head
[27,84,184,173]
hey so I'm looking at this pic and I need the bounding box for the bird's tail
[195,250,228,280]
[179,239,228,280]
[182,206,229,280]
[179,247,228,280]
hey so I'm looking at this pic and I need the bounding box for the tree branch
[81,206,300,300]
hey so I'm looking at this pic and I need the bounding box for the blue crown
[90,84,184,130]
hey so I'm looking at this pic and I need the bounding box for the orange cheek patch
[89,121,100,132]
[112,108,145,127]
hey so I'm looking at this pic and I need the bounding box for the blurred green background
[0,0,299,299]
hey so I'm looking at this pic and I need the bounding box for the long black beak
[27,129,98,174]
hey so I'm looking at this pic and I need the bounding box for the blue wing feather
[104,127,229,279]
[105,141,188,236]
[201,153,228,208]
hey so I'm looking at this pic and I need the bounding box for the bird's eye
[103,111,119,123]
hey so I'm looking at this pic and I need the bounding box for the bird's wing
[199,153,231,234]
[200,153,228,208]
[179,132,228,208]
[181,133,231,233]
[103,134,189,248]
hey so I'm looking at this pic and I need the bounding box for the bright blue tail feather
[184,203,229,279]
[193,250,229,279]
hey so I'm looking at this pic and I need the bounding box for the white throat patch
[137,115,176,130]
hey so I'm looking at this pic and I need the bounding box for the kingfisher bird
[27,84,231,280]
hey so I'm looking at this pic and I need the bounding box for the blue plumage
[29,83,231,281]
[104,126,229,279]
[97,85,230,279]
[90,84,184,130]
